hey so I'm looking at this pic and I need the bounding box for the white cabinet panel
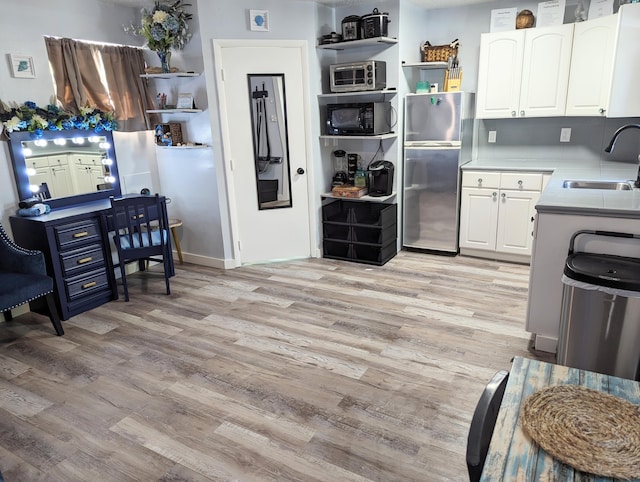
[459,187,499,250]
[496,189,539,255]
[566,14,617,116]
[476,24,573,119]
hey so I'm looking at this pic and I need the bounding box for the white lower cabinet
[459,171,543,260]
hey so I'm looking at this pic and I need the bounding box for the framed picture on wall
[9,54,36,78]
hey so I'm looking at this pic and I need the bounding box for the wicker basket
[421,40,459,63]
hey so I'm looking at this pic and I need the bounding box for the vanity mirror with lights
[8,129,121,209]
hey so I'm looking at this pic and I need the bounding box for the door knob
[297,168,305,175]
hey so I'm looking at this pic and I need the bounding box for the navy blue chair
[0,222,64,336]
[466,370,509,481]
[109,194,174,301]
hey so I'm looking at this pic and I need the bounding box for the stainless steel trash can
[558,231,640,381]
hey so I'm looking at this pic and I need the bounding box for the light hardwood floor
[0,251,553,481]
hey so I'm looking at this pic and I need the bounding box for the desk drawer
[60,244,105,276]
[64,268,110,301]
[56,220,101,249]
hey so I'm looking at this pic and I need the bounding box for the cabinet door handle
[492,192,497,198]
[520,110,525,116]
[82,281,97,289]
[599,108,605,114]
[531,216,535,222]
[131,214,144,220]
[73,231,89,238]
[518,180,523,186]
[77,257,93,265]
[511,111,516,117]
[501,193,506,199]
[477,178,483,185]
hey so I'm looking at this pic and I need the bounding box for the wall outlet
[488,130,497,143]
[560,127,571,142]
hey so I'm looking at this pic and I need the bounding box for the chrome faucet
[604,124,640,188]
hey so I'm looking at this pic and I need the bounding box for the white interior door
[215,41,312,265]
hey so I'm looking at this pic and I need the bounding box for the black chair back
[466,370,509,481]
[109,194,173,301]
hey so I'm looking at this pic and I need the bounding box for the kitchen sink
[562,180,633,190]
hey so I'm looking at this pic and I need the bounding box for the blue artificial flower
[164,16,179,34]
[150,24,166,41]
[24,101,37,109]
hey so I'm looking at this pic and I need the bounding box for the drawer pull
[73,231,89,238]
[132,214,144,220]
[77,257,93,265]
[82,281,97,290]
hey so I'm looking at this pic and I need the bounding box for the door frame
[213,39,316,267]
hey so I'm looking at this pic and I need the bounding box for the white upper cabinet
[476,25,574,119]
[476,30,524,119]
[608,3,640,117]
[566,14,617,116]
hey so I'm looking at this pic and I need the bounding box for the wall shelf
[155,144,209,149]
[140,72,201,79]
[317,37,398,50]
[321,192,396,202]
[146,108,202,114]
[319,133,396,141]
[401,61,448,70]
[318,89,397,99]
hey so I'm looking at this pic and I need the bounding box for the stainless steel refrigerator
[403,92,475,253]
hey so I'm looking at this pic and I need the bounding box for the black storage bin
[351,202,397,226]
[321,198,397,265]
[258,180,278,203]
[352,224,396,245]
[323,240,352,260]
[353,241,397,265]
[324,224,350,241]
[322,199,350,223]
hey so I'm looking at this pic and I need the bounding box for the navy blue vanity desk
[9,195,173,321]
[10,199,117,320]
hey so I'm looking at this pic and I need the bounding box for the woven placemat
[521,385,640,479]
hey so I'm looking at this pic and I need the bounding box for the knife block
[444,69,462,92]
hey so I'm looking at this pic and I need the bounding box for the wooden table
[482,356,640,481]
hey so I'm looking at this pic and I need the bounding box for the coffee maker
[368,160,394,196]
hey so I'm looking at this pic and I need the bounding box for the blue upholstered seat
[0,222,64,336]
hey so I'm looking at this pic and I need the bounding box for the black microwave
[325,102,391,136]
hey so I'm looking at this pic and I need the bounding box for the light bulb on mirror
[53,138,67,146]
[101,158,113,166]
[34,139,48,147]
[99,142,110,149]
[26,167,36,176]
[23,148,33,156]
[104,175,116,184]
[29,184,40,193]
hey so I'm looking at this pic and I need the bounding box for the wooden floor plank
[0,252,552,480]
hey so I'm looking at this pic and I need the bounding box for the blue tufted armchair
[0,222,64,336]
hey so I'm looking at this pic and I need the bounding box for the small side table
[167,218,183,264]
[146,218,184,264]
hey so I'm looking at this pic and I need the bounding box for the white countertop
[462,159,640,218]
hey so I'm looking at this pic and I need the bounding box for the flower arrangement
[0,100,117,138]
[127,1,192,52]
